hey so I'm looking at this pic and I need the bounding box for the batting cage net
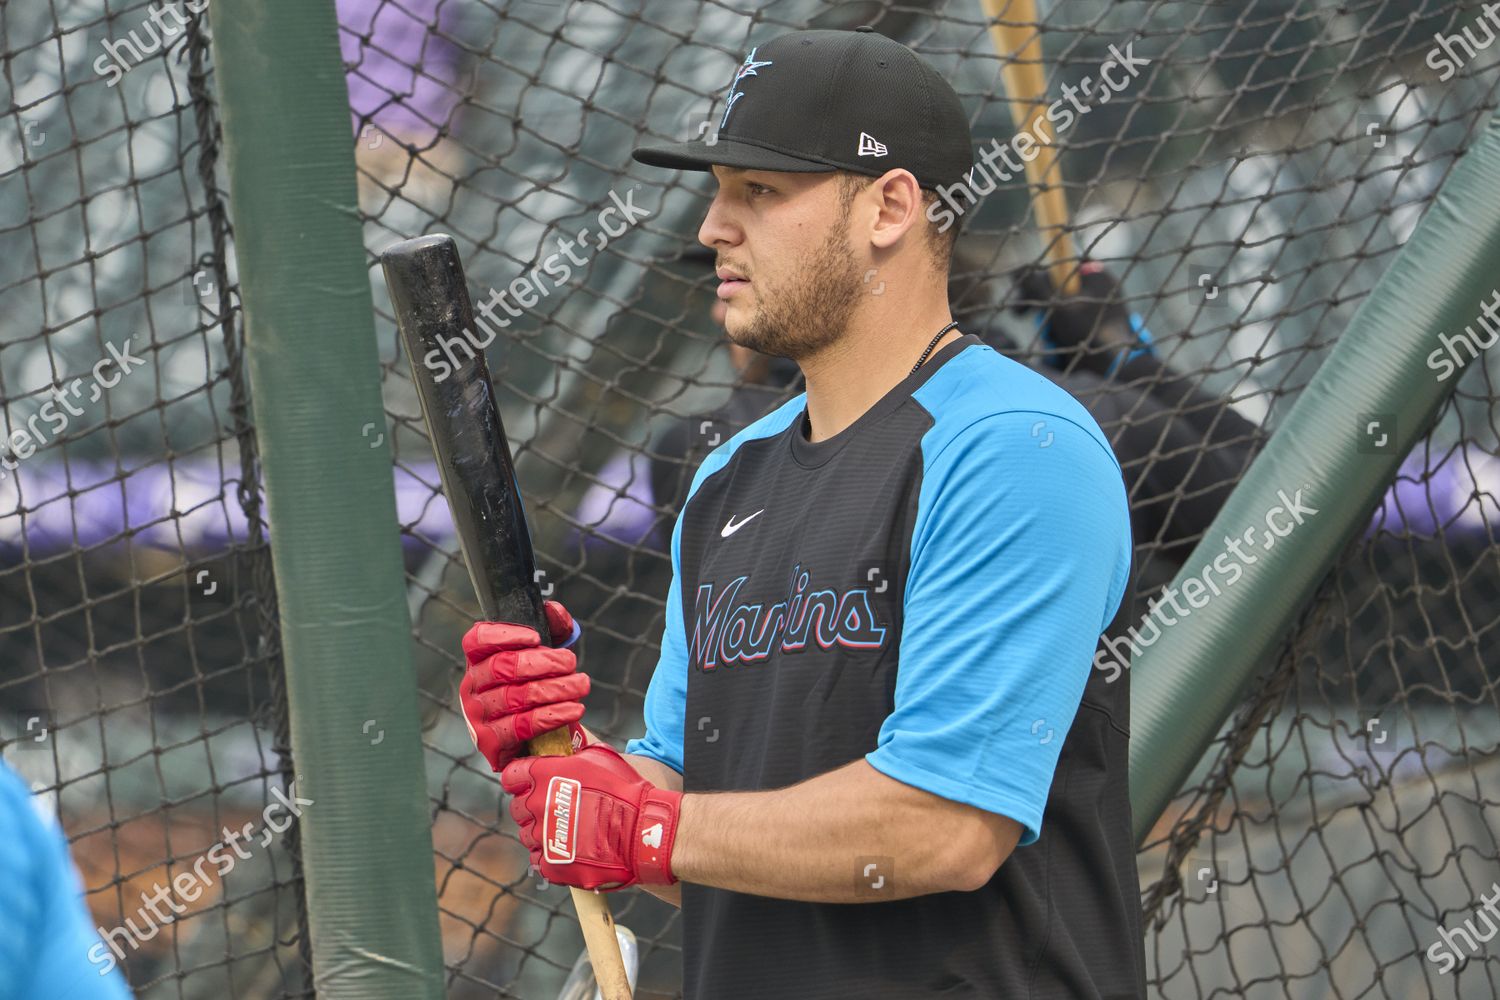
[3,0,1499,997]
[0,3,308,998]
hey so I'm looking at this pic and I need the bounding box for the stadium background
[1,0,1497,996]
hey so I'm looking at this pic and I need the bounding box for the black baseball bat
[380,233,548,638]
[379,233,633,1000]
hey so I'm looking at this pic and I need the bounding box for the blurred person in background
[0,759,133,999]
[1003,261,1267,572]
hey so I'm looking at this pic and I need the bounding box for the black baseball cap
[633,27,973,191]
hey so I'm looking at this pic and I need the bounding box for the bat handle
[569,888,634,1000]
[526,728,575,757]
[526,728,634,1000]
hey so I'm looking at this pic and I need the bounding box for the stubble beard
[726,222,863,362]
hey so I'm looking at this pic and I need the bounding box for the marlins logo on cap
[721,47,773,129]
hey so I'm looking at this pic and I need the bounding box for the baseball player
[462,27,1145,998]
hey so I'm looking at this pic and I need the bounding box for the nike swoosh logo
[721,509,765,538]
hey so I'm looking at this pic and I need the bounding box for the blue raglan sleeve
[864,410,1131,845]
[624,503,690,775]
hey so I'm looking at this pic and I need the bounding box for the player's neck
[798,305,960,444]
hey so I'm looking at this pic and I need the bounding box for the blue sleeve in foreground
[0,763,133,1000]
[865,411,1131,845]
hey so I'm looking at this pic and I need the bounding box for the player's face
[699,167,863,361]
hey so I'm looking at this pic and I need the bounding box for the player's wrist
[1101,314,1155,376]
[633,787,683,885]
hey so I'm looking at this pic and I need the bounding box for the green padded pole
[1130,113,1500,844]
[208,2,445,994]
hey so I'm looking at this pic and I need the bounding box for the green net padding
[0,1,308,996]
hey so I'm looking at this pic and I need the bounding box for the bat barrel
[379,234,549,640]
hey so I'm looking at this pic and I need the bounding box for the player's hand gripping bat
[380,234,635,1000]
[981,0,1080,294]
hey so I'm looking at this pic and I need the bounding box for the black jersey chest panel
[677,401,929,794]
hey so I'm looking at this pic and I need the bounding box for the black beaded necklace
[909,321,961,376]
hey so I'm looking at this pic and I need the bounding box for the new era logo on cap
[858,132,887,157]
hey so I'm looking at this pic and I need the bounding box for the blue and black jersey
[627,333,1146,999]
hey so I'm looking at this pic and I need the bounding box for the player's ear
[866,168,924,253]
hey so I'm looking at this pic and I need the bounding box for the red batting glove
[460,600,589,773]
[500,743,682,891]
